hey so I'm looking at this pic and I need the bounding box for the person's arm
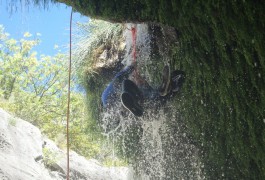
[101,81,114,107]
[101,65,134,107]
[114,65,134,79]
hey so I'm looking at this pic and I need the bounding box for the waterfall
[101,23,204,179]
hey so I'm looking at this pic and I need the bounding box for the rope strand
[66,8,73,180]
[131,25,144,85]
[131,26,137,64]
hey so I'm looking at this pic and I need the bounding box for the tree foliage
[0,25,101,159]
[73,19,124,117]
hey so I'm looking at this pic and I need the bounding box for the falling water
[101,23,204,179]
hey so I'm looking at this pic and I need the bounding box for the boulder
[0,108,129,180]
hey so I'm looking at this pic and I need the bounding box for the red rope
[66,8,73,180]
[131,26,137,64]
[130,25,145,86]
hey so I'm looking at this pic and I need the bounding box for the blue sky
[0,1,88,56]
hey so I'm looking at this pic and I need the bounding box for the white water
[101,23,204,179]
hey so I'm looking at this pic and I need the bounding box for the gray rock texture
[0,108,129,180]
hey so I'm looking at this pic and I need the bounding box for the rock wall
[0,108,129,180]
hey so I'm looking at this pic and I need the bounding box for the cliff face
[94,23,203,179]
[0,108,129,180]
[57,1,264,32]
[58,1,265,179]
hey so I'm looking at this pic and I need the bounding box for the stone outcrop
[0,108,129,180]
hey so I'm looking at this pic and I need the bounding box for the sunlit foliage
[0,25,101,159]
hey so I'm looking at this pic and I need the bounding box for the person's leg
[153,69,186,100]
[121,79,143,117]
[140,85,160,100]
[130,65,171,100]
[136,65,172,102]
[129,69,161,100]
[122,79,142,99]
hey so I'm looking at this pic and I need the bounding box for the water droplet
[201,100,203,104]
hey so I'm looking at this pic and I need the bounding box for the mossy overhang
[56,0,178,26]
[56,1,265,37]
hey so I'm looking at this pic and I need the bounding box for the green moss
[58,0,265,179]
[164,3,265,177]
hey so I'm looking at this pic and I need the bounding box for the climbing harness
[66,8,73,180]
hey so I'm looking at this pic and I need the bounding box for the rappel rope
[131,25,137,64]
[66,8,73,180]
[130,25,146,86]
[130,25,140,83]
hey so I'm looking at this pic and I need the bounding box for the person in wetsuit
[101,64,185,116]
